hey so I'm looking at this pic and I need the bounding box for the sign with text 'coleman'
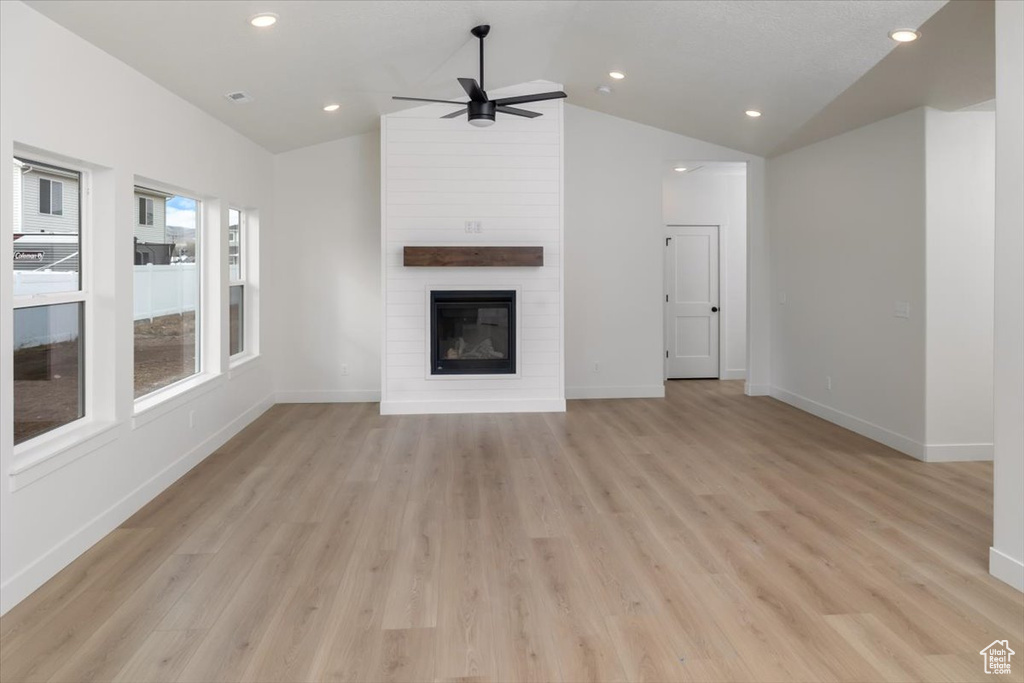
[14,251,45,262]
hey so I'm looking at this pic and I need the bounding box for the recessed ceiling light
[608,71,625,80]
[250,13,278,28]
[674,166,687,172]
[745,110,762,118]
[596,85,613,95]
[323,104,340,112]
[889,28,920,43]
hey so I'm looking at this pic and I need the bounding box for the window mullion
[13,291,88,310]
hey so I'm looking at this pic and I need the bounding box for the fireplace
[430,290,516,375]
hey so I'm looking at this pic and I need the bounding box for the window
[228,208,244,356]
[229,285,244,357]
[138,196,154,226]
[133,188,200,398]
[13,158,85,444]
[38,177,63,216]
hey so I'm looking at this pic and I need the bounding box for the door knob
[711,306,719,312]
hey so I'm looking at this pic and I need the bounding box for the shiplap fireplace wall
[380,81,565,415]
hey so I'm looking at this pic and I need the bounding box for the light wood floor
[2,381,1021,683]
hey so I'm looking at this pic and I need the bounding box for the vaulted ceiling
[26,0,990,156]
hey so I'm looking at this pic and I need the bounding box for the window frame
[37,177,64,216]
[13,156,90,451]
[131,185,205,408]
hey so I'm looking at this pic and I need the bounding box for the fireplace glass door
[431,290,515,375]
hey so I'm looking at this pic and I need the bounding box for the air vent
[225,91,254,104]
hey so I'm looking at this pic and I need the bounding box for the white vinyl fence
[132,264,197,321]
[13,265,197,349]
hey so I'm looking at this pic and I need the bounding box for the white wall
[768,109,929,454]
[564,104,768,399]
[991,0,1024,592]
[269,105,769,407]
[270,132,381,403]
[0,1,275,613]
[924,109,995,456]
[663,168,747,379]
[380,83,564,414]
[768,106,996,462]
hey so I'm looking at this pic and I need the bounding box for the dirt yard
[13,339,82,444]
[133,311,197,398]
[14,312,199,443]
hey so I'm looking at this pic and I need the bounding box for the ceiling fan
[392,24,567,127]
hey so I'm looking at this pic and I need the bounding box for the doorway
[664,225,720,379]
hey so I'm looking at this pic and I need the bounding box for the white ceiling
[27,0,948,155]
[773,0,994,155]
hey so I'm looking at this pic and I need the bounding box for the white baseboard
[745,383,771,396]
[924,443,994,462]
[990,547,1024,592]
[276,389,381,403]
[0,395,274,616]
[380,397,565,415]
[566,385,665,400]
[721,369,747,381]
[769,387,925,460]
[770,387,995,463]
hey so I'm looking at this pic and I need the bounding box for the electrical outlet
[894,301,911,319]
[779,291,787,305]
[464,221,483,234]
[188,410,195,429]
[340,364,349,376]
[826,376,832,392]
[593,362,600,373]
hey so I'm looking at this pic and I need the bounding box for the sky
[165,195,197,231]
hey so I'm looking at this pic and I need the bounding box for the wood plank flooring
[2,381,1021,682]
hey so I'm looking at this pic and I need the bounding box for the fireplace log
[404,246,543,267]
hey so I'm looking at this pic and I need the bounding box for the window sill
[132,373,223,430]
[10,419,120,491]
[228,353,261,379]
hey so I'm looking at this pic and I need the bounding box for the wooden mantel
[403,246,544,267]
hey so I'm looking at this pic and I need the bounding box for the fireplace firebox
[431,290,516,375]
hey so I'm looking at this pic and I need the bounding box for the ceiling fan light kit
[393,24,567,127]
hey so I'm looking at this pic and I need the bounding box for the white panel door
[665,226,719,379]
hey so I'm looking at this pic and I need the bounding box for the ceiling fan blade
[393,96,467,105]
[492,91,567,107]
[458,78,488,102]
[496,105,542,119]
[441,108,468,119]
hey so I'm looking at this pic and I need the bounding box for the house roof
[14,157,80,181]
[135,186,175,200]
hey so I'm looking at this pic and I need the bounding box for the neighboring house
[134,186,174,265]
[12,157,81,272]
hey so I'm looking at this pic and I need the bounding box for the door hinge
[666,350,669,358]
[665,237,671,246]
[665,294,669,302]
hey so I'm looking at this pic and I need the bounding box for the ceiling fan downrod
[472,24,489,92]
